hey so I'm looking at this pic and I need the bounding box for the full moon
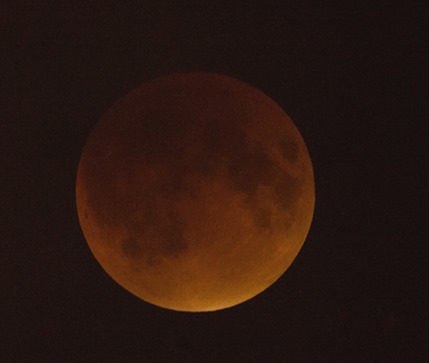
[76,72,315,312]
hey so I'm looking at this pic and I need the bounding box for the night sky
[2,2,426,362]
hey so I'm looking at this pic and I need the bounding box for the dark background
[2,1,426,362]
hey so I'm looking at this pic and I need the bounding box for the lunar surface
[76,72,315,312]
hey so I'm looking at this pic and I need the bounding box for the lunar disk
[76,72,315,312]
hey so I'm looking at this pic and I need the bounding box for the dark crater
[119,200,188,267]
[193,116,301,232]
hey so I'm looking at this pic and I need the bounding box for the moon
[76,72,315,312]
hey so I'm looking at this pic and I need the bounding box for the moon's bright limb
[76,72,315,312]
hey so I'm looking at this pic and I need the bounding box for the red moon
[76,73,315,312]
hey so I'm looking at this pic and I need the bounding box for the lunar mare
[76,72,315,312]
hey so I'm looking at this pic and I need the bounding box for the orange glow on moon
[76,72,315,312]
